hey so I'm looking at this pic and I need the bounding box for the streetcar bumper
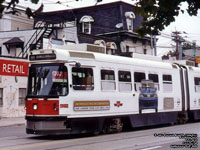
[25,116,71,135]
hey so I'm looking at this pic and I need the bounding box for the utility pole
[193,41,196,57]
[151,35,157,56]
[171,31,185,60]
[153,35,157,56]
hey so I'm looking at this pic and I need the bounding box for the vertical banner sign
[0,59,29,76]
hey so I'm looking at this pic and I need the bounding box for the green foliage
[30,0,40,4]
[135,0,200,36]
[0,0,5,18]
[1,0,40,18]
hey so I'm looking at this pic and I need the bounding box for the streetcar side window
[134,72,145,91]
[101,70,116,91]
[163,74,172,92]
[194,77,200,92]
[118,71,132,92]
[72,67,94,90]
[148,74,159,91]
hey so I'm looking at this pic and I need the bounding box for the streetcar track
[0,129,183,150]
[1,122,200,150]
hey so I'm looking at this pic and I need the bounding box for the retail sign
[0,59,29,76]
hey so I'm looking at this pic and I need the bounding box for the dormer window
[125,12,135,31]
[80,15,94,34]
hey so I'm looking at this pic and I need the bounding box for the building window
[72,67,94,90]
[0,88,3,106]
[79,15,94,34]
[118,71,132,92]
[126,46,130,52]
[163,74,173,92]
[82,22,90,34]
[125,12,135,31]
[149,74,159,90]
[0,47,2,55]
[101,70,116,91]
[19,88,26,105]
[194,77,200,92]
[134,72,145,91]
[144,49,147,54]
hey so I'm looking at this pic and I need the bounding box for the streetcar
[25,44,200,135]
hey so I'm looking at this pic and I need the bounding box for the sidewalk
[0,117,26,127]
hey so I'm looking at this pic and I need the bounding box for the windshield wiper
[33,67,43,95]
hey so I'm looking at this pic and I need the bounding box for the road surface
[0,122,199,150]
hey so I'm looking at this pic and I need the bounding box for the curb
[0,123,25,128]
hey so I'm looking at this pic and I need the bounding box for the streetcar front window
[27,64,68,97]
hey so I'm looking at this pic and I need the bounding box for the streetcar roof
[30,48,175,70]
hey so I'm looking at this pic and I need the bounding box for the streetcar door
[180,66,189,111]
[182,66,190,111]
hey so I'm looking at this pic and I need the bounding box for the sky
[6,0,200,56]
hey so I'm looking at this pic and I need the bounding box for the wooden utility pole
[171,31,185,60]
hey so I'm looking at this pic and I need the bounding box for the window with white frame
[134,72,145,91]
[163,74,173,92]
[0,88,3,106]
[83,22,90,34]
[118,71,132,92]
[72,67,94,90]
[101,70,116,91]
[149,74,159,90]
[79,15,94,34]
[19,88,26,105]
[194,77,200,92]
[125,12,135,31]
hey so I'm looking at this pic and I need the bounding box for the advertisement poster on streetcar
[52,71,67,83]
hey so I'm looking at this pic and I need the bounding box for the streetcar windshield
[27,63,68,98]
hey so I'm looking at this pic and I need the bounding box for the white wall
[0,75,27,117]
[0,30,35,57]
[0,8,33,32]
[120,39,153,55]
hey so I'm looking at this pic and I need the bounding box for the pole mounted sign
[0,59,29,76]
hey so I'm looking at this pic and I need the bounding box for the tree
[0,0,41,18]
[1,0,200,36]
[134,0,200,36]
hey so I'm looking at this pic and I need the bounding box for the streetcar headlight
[53,103,58,111]
[33,104,38,110]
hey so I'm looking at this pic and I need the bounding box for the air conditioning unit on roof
[65,43,106,54]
